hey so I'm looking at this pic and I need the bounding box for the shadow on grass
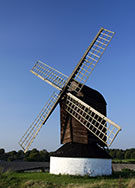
[99,169,135,180]
[54,169,135,181]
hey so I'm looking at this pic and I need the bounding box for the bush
[122,168,133,172]
[0,148,5,160]
[131,151,135,159]
[124,151,132,159]
[116,150,123,159]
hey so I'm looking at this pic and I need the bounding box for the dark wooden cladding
[60,85,107,146]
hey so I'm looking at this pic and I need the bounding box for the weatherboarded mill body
[60,85,107,145]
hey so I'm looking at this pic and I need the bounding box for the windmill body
[19,28,121,176]
[50,86,111,176]
[60,85,107,145]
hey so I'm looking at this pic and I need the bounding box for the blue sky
[0,0,135,152]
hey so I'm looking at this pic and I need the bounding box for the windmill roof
[81,85,107,105]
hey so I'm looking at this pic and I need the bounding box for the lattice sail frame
[65,93,121,147]
[19,27,121,152]
[66,28,115,94]
[19,92,60,153]
[31,60,68,90]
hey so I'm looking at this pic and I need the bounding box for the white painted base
[50,156,112,176]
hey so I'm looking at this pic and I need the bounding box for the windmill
[19,28,121,176]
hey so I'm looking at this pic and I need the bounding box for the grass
[112,159,135,164]
[0,169,135,188]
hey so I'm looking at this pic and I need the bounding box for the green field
[0,170,135,188]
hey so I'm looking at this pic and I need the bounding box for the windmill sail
[31,60,68,90]
[19,92,60,153]
[67,28,115,94]
[65,93,121,146]
[31,28,115,96]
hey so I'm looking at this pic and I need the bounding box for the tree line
[106,148,135,160]
[0,148,50,162]
[0,148,135,162]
